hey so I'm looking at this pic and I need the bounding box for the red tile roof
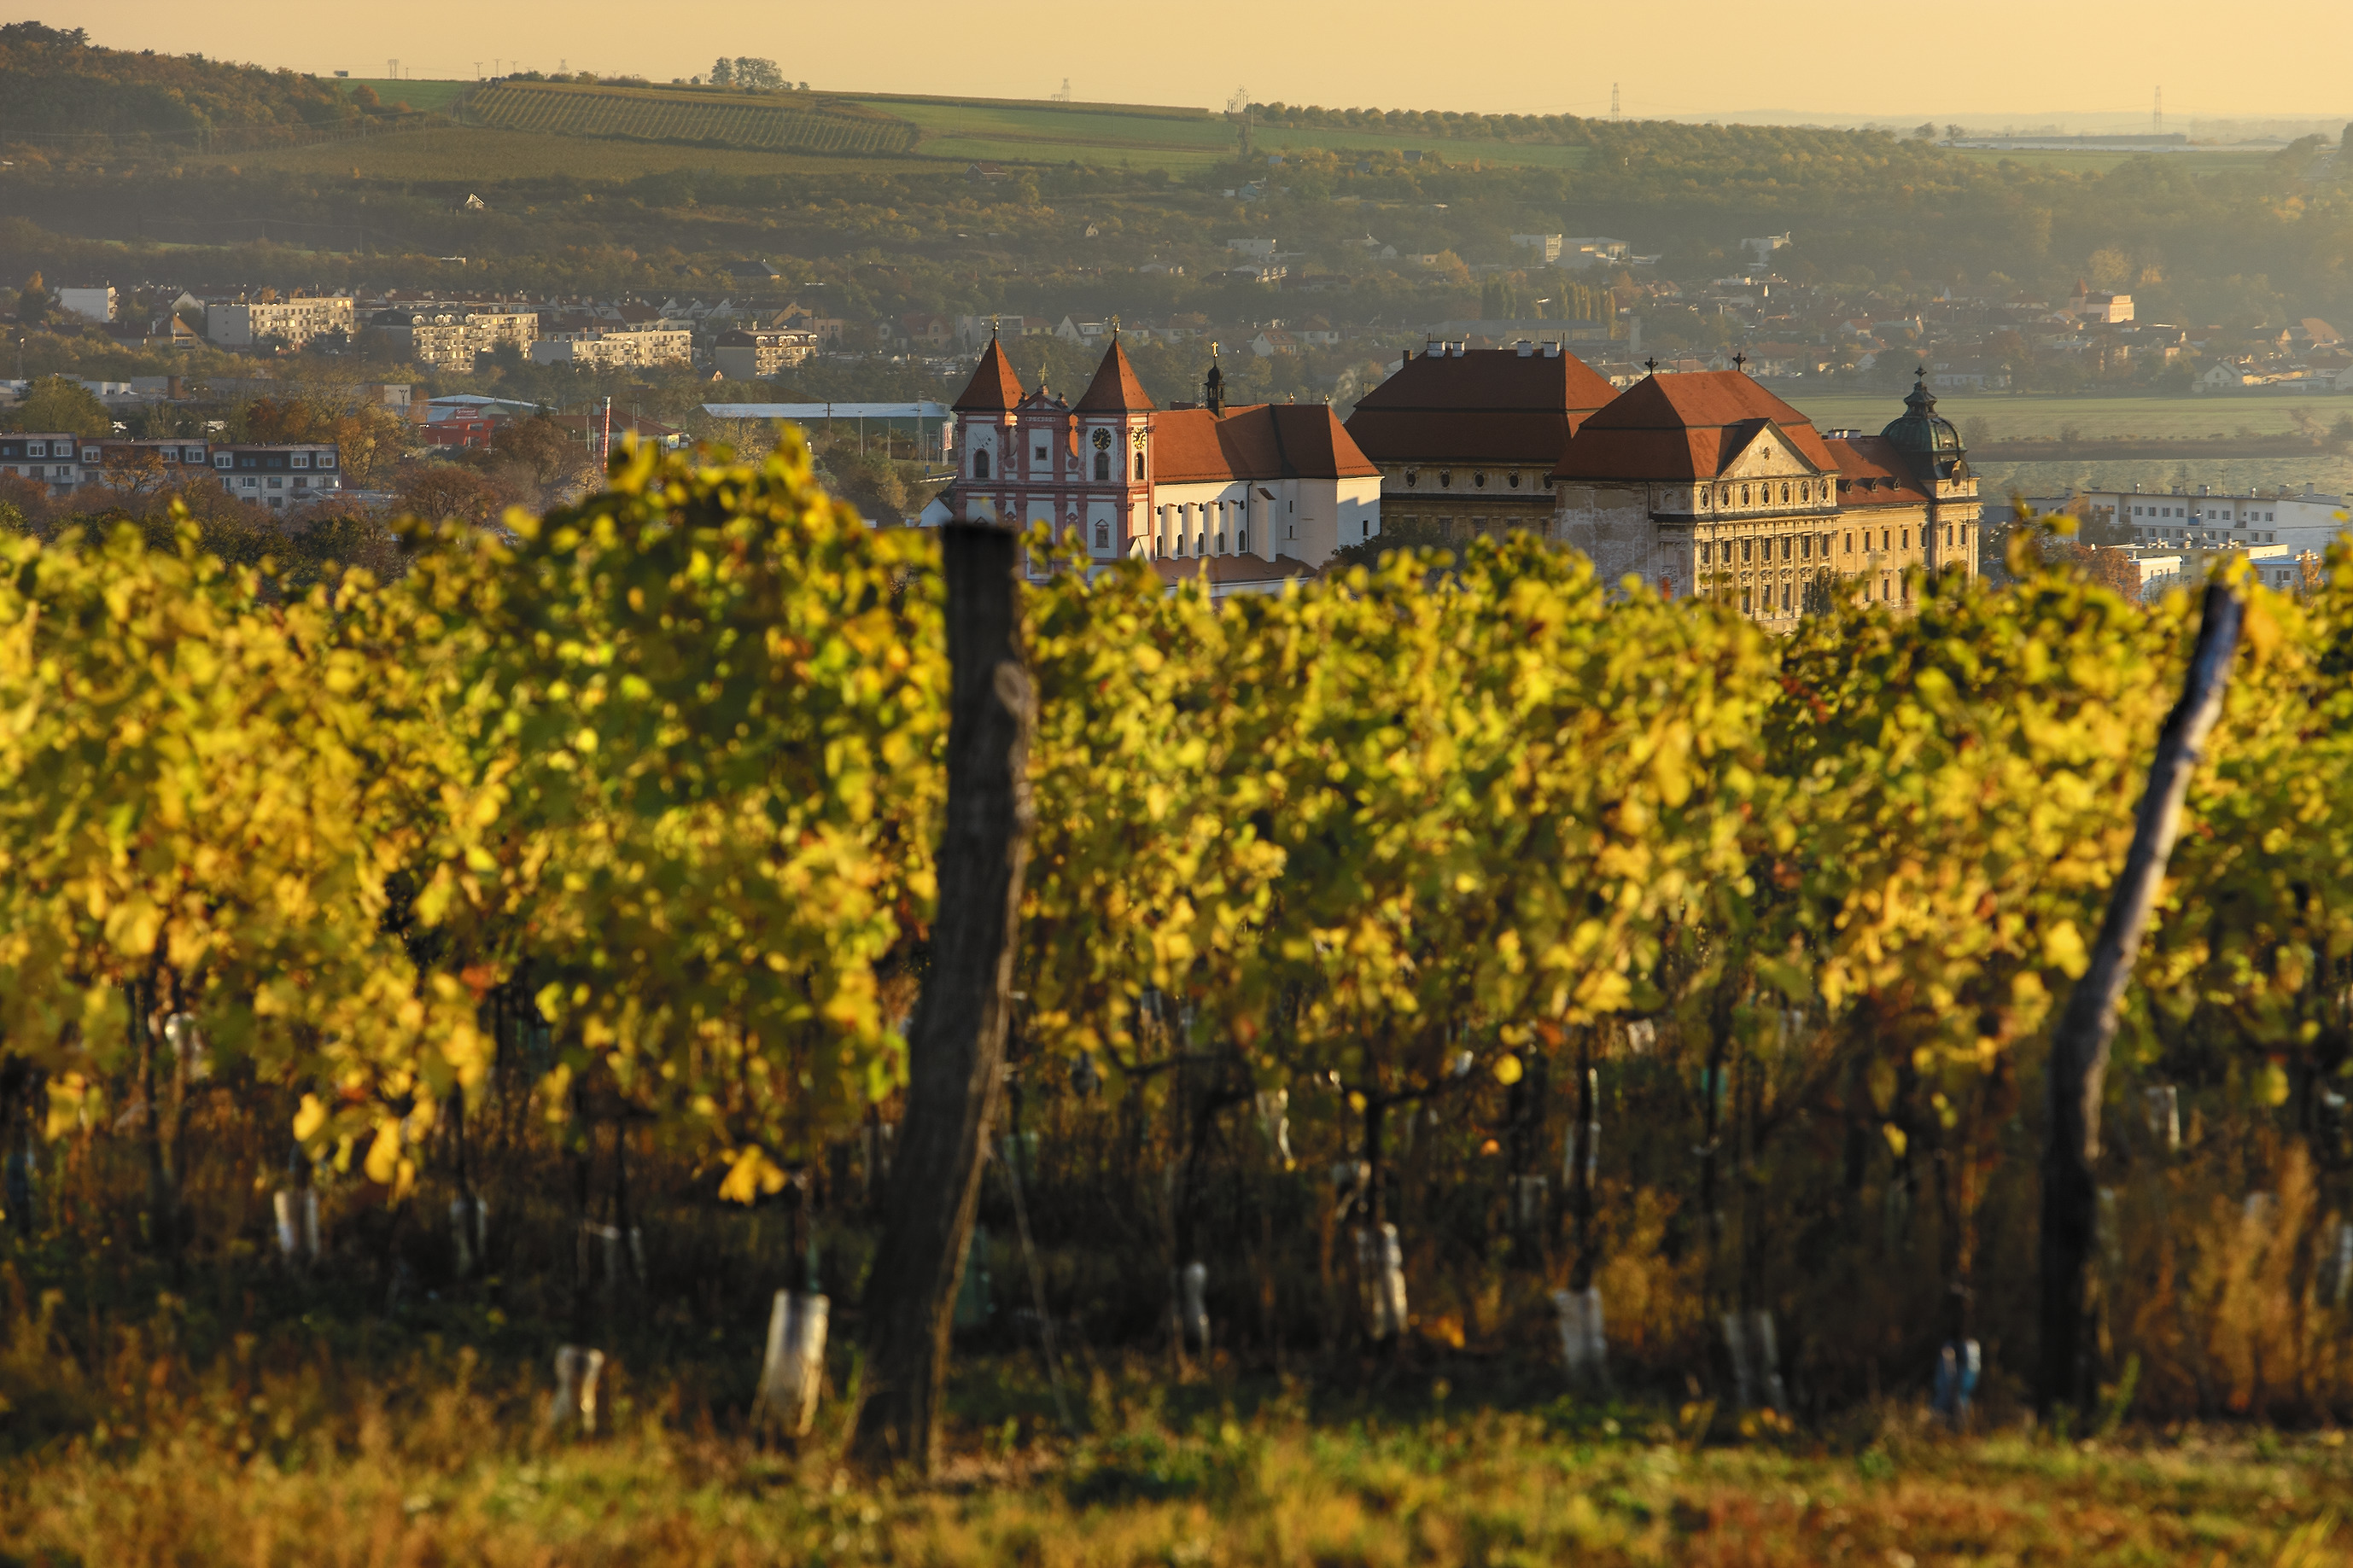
[1824,435,1931,505]
[1346,347,1617,467]
[952,338,1025,411]
[1154,404,1381,483]
[1553,371,1838,481]
[1076,340,1154,412]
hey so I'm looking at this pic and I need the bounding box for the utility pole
[1611,83,1620,119]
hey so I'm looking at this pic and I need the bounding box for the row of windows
[1707,480,1823,509]
[1152,528,1250,558]
[1728,572,1908,617]
[972,447,1147,482]
[0,443,333,469]
[1400,469,1547,492]
[1700,523,1958,564]
[2137,528,2279,544]
[2133,503,2277,522]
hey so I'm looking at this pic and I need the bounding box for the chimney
[1543,341,1561,358]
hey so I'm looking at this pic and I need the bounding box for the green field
[468,80,918,156]
[183,124,939,182]
[1789,390,2353,501]
[861,97,1596,171]
[339,77,472,114]
[869,99,1237,169]
[1791,390,2352,442]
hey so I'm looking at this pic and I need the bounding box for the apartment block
[371,306,539,371]
[530,326,694,370]
[207,296,358,349]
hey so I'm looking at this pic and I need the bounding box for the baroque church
[923,333,1977,624]
[925,335,1383,594]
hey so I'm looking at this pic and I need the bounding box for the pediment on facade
[1720,419,1822,479]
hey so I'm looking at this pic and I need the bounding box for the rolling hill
[464,80,920,157]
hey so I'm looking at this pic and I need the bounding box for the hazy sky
[43,0,2353,122]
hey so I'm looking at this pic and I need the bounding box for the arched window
[973,447,990,479]
[1741,485,1751,505]
[1133,451,1145,480]
[1095,522,1109,548]
[1781,482,1790,504]
[1095,451,1110,481]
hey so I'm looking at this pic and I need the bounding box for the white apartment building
[711,329,818,380]
[55,285,116,324]
[2083,483,2350,562]
[530,326,694,370]
[0,434,340,508]
[372,306,538,371]
[207,443,344,507]
[207,295,358,349]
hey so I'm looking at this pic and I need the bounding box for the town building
[1344,340,1619,544]
[2068,280,2134,324]
[529,325,694,369]
[207,442,344,507]
[0,434,340,506]
[55,285,116,324]
[1550,370,1978,627]
[207,295,357,349]
[371,305,538,371]
[922,336,1381,574]
[2080,482,2350,562]
[712,328,818,380]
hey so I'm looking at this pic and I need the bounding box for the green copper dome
[1880,369,1964,455]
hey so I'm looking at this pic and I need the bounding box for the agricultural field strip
[183,126,956,181]
[470,84,917,154]
[336,79,472,113]
[861,100,1596,168]
[1793,393,2352,440]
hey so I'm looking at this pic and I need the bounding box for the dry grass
[4,1344,2347,1567]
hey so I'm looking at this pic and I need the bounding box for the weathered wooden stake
[2039,578,2243,1416]
[851,524,1035,1472]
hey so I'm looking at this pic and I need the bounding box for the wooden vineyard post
[2038,579,2243,1418]
[851,524,1036,1472]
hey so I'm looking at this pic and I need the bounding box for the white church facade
[922,337,1384,585]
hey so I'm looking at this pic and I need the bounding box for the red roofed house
[925,335,1382,586]
[1551,369,1978,626]
[1344,338,1619,545]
